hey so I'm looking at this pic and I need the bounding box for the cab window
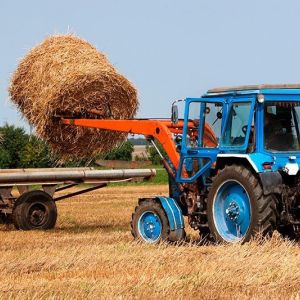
[186,101,222,148]
[264,102,300,151]
[221,102,252,147]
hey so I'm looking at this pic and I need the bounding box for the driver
[265,113,279,135]
[264,113,285,150]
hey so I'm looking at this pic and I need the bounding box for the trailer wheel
[13,191,57,230]
[207,165,277,243]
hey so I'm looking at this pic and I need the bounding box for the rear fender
[216,156,283,195]
[259,171,282,195]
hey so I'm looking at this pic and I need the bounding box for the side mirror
[171,104,179,124]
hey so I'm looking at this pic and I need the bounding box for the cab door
[219,97,255,152]
[176,98,225,184]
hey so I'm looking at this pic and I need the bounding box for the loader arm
[62,118,217,171]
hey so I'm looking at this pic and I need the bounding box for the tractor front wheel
[207,165,277,243]
[131,199,185,244]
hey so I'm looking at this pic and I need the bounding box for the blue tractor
[131,84,300,244]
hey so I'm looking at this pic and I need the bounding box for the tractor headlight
[257,94,264,103]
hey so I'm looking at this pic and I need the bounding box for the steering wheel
[242,125,255,136]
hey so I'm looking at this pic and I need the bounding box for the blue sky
[1,0,300,129]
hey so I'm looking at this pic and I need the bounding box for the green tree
[0,124,29,168]
[104,140,134,161]
[146,142,166,165]
[0,148,11,168]
[20,135,54,168]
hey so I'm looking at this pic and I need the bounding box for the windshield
[264,101,300,152]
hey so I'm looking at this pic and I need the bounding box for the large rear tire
[207,165,277,243]
[13,191,57,230]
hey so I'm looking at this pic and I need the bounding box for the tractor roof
[206,84,300,96]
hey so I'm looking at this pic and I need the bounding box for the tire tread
[207,164,277,243]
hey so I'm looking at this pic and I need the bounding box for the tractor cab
[174,84,300,184]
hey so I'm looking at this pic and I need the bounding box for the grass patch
[110,167,168,186]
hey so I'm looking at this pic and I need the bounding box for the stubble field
[0,185,299,299]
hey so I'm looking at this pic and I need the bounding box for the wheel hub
[31,210,44,224]
[138,211,162,242]
[213,180,251,242]
[28,204,47,227]
[225,201,240,222]
[147,222,155,232]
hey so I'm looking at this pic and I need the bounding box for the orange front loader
[62,118,217,172]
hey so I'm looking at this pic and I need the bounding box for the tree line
[0,124,163,168]
[0,124,135,168]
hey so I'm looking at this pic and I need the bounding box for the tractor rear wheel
[207,165,277,243]
[131,199,185,244]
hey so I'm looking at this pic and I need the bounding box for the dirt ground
[0,185,299,299]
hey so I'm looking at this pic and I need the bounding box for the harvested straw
[9,35,138,159]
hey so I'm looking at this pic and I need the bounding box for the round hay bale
[9,35,138,159]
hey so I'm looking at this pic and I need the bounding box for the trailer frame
[0,167,156,228]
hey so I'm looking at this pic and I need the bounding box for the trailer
[0,167,155,230]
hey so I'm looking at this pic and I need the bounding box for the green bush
[20,135,54,168]
[146,142,166,165]
[104,140,134,161]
